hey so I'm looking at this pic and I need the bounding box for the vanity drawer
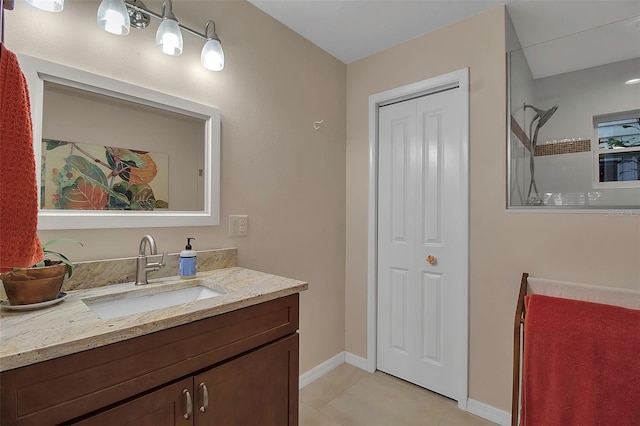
[0,293,299,426]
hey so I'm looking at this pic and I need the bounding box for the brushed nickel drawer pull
[200,382,209,413]
[183,389,193,419]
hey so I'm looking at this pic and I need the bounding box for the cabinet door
[194,334,299,426]
[71,378,194,426]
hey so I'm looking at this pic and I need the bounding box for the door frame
[366,68,469,409]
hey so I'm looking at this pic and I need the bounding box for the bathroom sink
[85,285,224,320]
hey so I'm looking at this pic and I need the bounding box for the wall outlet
[229,215,248,237]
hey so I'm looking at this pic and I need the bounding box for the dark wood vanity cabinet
[0,294,300,426]
[72,335,298,426]
[71,377,194,426]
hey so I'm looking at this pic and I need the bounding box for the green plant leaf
[127,184,156,210]
[58,178,110,210]
[109,182,132,209]
[66,155,109,187]
[41,239,83,278]
[107,148,148,168]
[42,238,83,250]
[45,140,70,150]
[65,156,129,205]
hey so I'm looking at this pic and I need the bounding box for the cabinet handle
[183,389,193,420]
[199,382,209,413]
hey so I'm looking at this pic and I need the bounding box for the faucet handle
[159,251,168,267]
[147,251,168,271]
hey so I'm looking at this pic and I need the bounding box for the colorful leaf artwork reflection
[41,140,169,210]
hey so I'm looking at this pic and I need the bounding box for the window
[593,110,640,188]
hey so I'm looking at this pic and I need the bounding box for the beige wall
[7,0,347,374]
[345,5,640,411]
[8,0,639,413]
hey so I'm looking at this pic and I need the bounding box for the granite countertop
[0,267,308,372]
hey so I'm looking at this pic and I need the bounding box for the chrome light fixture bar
[97,0,224,70]
[127,0,150,29]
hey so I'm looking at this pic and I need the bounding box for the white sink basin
[85,285,224,320]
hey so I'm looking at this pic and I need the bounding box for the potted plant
[0,238,83,305]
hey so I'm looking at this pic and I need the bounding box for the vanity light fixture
[97,0,130,35]
[625,78,640,85]
[96,0,224,70]
[25,0,64,12]
[155,0,182,56]
[201,20,224,71]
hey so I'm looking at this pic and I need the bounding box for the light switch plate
[229,215,248,237]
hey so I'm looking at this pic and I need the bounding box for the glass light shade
[97,0,130,35]
[156,19,183,56]
[25,0,64,12]
[201,39,224,71]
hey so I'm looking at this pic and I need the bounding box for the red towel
[521,294,640,426]
[0,44,44,270]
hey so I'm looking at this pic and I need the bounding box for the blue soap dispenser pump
[180,237,197,279]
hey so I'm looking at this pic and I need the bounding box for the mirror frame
[19,54,220,229]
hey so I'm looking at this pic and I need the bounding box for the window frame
[592,110,640,189]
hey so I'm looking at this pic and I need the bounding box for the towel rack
[512,272,640,426]
[511,273,528,426]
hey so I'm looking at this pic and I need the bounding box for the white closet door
[377,87,466,400]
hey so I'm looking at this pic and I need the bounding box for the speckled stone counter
[0,267,308,372]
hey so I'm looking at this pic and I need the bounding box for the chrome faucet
[135,235,168,285]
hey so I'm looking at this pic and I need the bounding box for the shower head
[524,104,559,128]
[537,105,558,128]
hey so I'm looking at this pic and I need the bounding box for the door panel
[390,267,409,354]
[391,118,411,242]
[377,100,416,381]
[420,272,442,365]
[194,334,298,426]
[377,87,466,401]
[422,110,442,245]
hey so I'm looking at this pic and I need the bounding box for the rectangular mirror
[19,54,220,229]
[507,14,640,209]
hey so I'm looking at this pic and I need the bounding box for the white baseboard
[345,352,368,370]
[299,351,345,389]
[466,398,511,426]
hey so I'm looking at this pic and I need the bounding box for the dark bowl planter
[1,261,67,305]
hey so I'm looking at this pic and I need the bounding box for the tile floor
[299,363,497,426]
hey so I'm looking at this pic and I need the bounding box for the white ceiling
[248,0,640,78]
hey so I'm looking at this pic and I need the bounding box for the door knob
[426,255,437,265]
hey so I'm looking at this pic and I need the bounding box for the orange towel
[522,294,640,426]
[0,44,44,270]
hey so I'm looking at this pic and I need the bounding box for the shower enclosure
[508,48,562,207]
[507,47,640,209]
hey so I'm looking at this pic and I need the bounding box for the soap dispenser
[180,237,197,279]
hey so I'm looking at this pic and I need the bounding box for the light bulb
[201,39,224,71]
[25,0,64,12]
[156,19,183,56]
[97,0,130,35]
